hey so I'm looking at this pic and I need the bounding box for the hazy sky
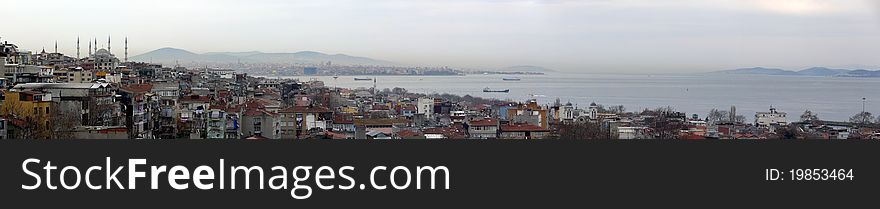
[4,0,880,73]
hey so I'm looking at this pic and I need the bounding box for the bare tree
[849,112,874,126]
[774,125,800,139]
[48,108,79,139]
[608,105,626,114]
[800,110,819,122]
[707,108,728,124]
[1,101,67,139]
[391,87,407,95]
[649,107,686,139]
[558,122,608,139]
[733,115,746,124]
[3,101,38,139]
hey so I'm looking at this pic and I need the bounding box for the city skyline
[4,0,880,73]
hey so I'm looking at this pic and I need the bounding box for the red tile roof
[119,83,153,94]
[279,105,332,113]
[401,105,416,111]
[501,124,548,132]
[371,104,389,110]
[180,94,211,103]
[423,127,466,139]
[243,108,276,117]
[333,114,354,124]
[468,118,498,126]
[396,129,423,138]
[324,131,349,139]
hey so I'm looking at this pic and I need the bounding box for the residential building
[119,83,154,139]
[278,105,333,139]
[467,118,499,139]
[506,100,549,129]
[417,97,434,118]
[500,123,549,139]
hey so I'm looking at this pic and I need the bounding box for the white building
[559,102,577,122]
[417,98,434,118]
[209,68,235,79]
[617,126,650,139]
[755,107,787,127]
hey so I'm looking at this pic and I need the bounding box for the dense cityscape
[1,37,879,140]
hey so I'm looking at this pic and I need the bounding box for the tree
[733,115,746,124]
[707,108,728,124]
[391,87,407,95]
[775,125,800,139]
[849,112,874,126]
[48,108,79,139]
[650,118,686,139]
[608,105,626,114]
[800,110,819,122]
[558,122,608,139]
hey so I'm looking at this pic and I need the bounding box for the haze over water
[280,73,879,122]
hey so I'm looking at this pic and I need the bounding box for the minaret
[77,37,80,59]
[107,35,111,53]
[94,38,97,54]
[54,41,58,53]
[88,39,92,56]
[124,37,128,62]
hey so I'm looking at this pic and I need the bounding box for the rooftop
[501,124,548,132]
[13,83,110,90]
[279,105,332,113]
[468,118,498,126]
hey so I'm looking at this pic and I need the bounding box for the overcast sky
[4,0,880,73]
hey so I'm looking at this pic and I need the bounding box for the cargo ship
[483,87,510,93]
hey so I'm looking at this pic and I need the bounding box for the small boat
[353,78,373,81]
[483,87,509,93]
[502,77,521,81]
[333,76,339,79]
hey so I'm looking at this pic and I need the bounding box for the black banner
[1,140,876,207]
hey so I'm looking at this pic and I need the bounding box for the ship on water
[483,87,510,93]
[353,77,373,81]
[502,77,521,81]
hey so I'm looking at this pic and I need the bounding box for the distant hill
[500,65,555,73]
[712,67,797,75]
[796,67,851,76]
[837,69,880,77]
[712,67,880,77]
[131,48,395,66]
